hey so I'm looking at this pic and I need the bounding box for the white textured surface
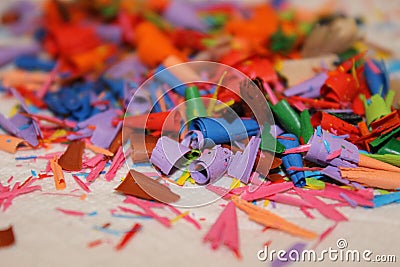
[1,144,400,267]
[1,1,400,267]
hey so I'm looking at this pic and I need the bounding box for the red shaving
[115,223,142,251]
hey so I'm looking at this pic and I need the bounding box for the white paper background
[0,1,400,267]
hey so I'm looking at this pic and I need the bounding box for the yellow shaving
[351,59,359,88]
[214,99,235,112]
[9,104,19,117]
[230,178,241,189]
[45,129,67,142]
[207,71,227,116]
[177,171,191,186]
[170,210,190,224]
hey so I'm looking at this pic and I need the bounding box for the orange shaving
[358,154,400,172]
[50,157,66,190]
[162,55,200,82]
[340,167,400,190]
[85,142,114,157]
[0,135,28,153]
[225,5,278,52]
[135,21,184,67]
[232,196,317,239]
[68,44,116,74]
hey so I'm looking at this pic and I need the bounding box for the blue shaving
[15,156,37,160]
[316,126,322,136]
[323,139,331,153]
[111,213,152,220]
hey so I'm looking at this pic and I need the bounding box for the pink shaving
[307,184,374,207]
[83,154,106,168]
[295,188,348,222]
[241,182,294,201]
[283,144,311,154]
[287,167,323,171]
[37,61,59,98]
[292,101,307,111]
[42,192,82,198]
[56,207,86,217]
[326,148,342,160]
[203,201,241,259]
[366,58,381,74]
[249,172,262,185]
[300,206,315,219]
[266,193,314,208]
[0,179,41,211]
[45,160,52,172]
[7,176,14,184]
[118,206,149,217]
[105,146,125,181]
[37,152,64,160]
[206,184,234,199]
[263,81,278,105]
[72,175,91,193]
[86,159,108,183]
[312,223,338,249]
[123,197,171,227]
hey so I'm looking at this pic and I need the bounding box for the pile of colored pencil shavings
[0,0,400,260]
